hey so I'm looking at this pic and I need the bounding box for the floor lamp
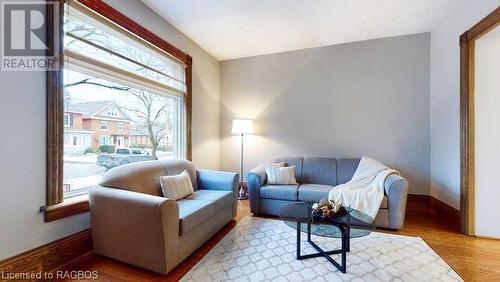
[231,119,254,200]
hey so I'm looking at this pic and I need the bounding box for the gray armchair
[90,159,238,274]
[247,157,409,229]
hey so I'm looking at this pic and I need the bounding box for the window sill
[42,195,90,222]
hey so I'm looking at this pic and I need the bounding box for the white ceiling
[141,0,459,60]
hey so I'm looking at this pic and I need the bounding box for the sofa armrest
[89,188,179,274]
[384,174,409,229]
[196,169,238,194]
[247,165,266,213]
[197,169,239,218]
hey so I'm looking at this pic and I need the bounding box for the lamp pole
[238,133,248,200]
[231,119,253,200]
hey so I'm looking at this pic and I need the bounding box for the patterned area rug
[182,217,463,282]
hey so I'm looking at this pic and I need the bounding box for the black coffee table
[279,201,375,273]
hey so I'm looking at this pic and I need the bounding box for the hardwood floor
[59,199,500,282]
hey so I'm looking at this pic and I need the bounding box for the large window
[45,0,192,221]
[61,2,187,197]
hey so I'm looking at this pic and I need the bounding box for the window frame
[99,135,111,146]
[44,0,192,222]
[63,113,72,127]
[100,121,108,130]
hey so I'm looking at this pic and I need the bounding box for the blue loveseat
[247,157,409,229]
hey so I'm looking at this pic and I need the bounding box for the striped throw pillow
[267,162,285,168]
[159,170,194,200]
[265,165,297,185]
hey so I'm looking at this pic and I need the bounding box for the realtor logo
[1,1,59,71]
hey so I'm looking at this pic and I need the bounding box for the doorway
[460,7,500,236]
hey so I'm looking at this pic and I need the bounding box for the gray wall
[220,33,430,195]
[0,0,220,260]
[429,0,500,210]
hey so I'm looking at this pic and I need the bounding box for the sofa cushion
[159,170,194,200]
[185,189,233,212]
[269,157,303,183]
[178,199,214,235]
[298,184,333,201]
[301,158,337,185]
[337,158,361,185]
[260,185,298,201]
[160,159,198,190]
[265,165,298,185]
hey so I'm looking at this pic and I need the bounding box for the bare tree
[64,15,175,159]
[123,91,173,159]
[65,79,173,159]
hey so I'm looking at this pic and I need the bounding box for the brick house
[64,101,132,152]
[63,110,93,154]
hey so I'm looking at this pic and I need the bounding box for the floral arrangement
[312,199,347,219]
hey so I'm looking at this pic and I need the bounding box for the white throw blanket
[328,156,399,220]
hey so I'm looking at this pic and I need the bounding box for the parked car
[96,148,154,169]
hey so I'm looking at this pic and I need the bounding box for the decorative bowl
[311,199,348,221]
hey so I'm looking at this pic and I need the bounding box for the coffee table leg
[341,233,347,272]
[345,225,350,252]
[296,221,301,260]
[307,222,312,241]
[295,222,349,274]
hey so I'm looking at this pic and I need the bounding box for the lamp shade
[231,119,254,135]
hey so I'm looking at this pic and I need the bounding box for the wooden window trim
[44,195,90,222]
[460,7,499,235]
[44,0,192,222]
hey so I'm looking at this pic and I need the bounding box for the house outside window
[100,121,108,130]
[117,122,124,131]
